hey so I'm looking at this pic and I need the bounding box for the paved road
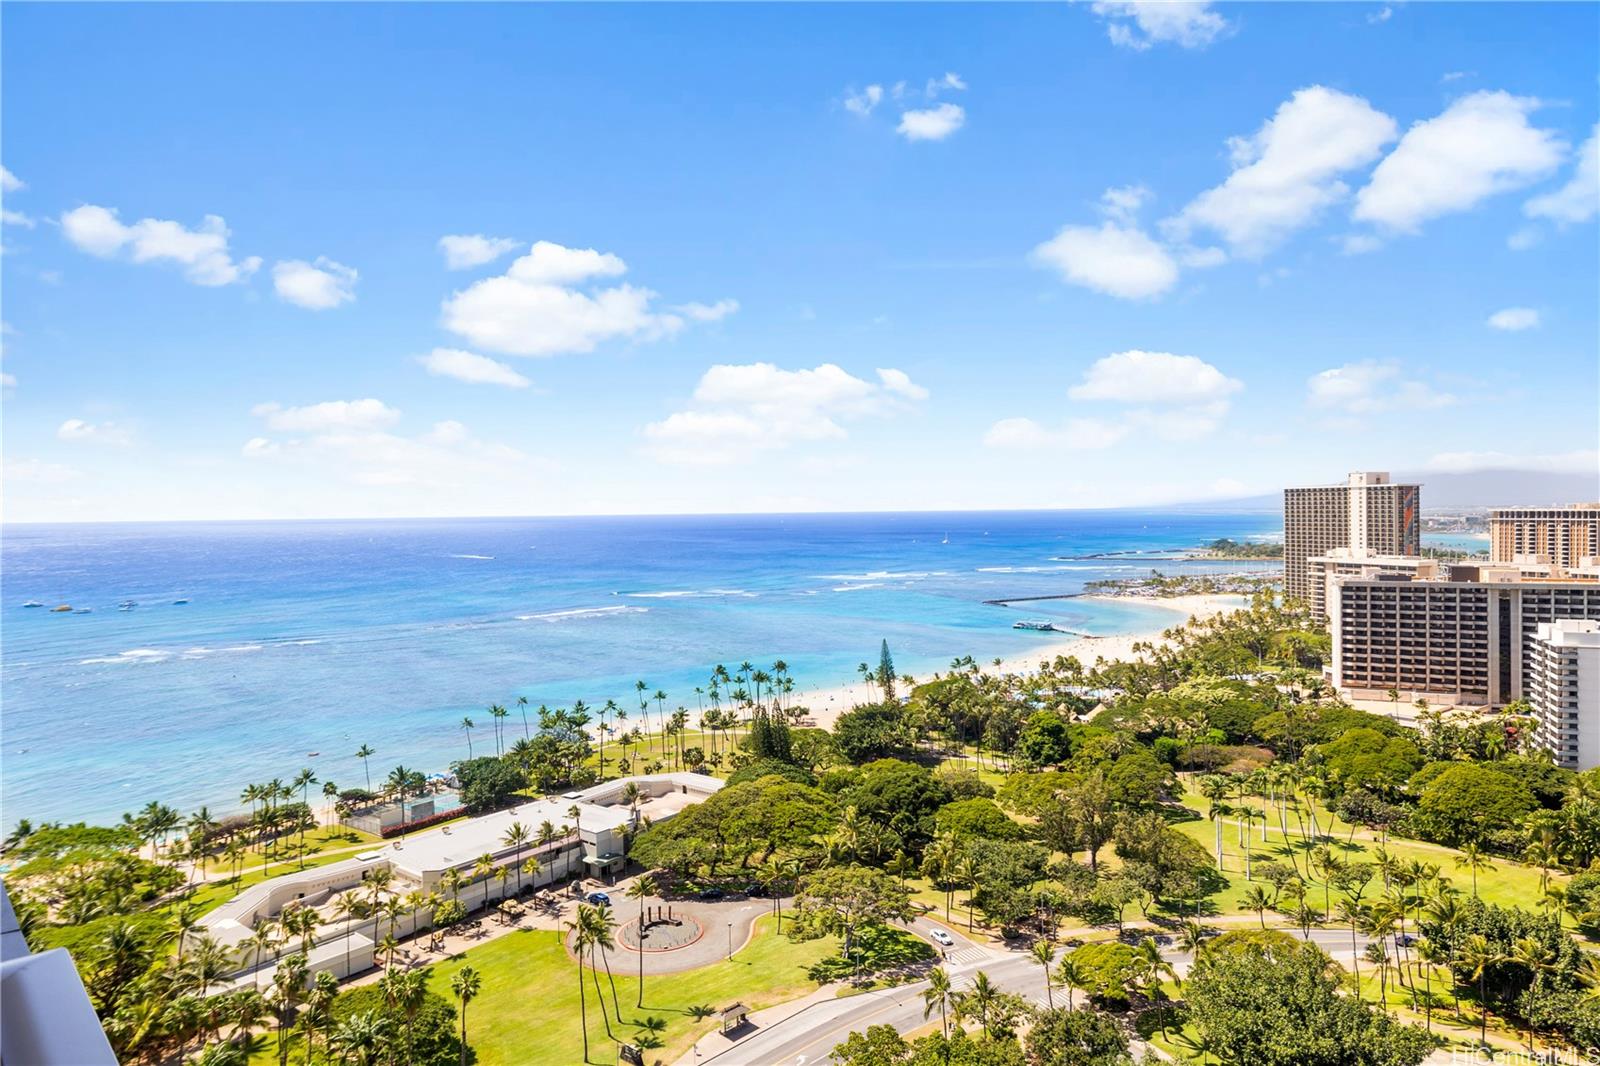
[683,923,1376,1066]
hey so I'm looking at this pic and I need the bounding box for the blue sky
[2,2,1596,521]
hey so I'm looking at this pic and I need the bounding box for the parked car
[698,886,725,900]
[586,891,611,905]
[929,928,955,947]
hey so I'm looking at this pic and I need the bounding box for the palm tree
[291,768,318,867]
[450,966,481,1066]
[333,894,367,977]
[958,970,1001,1039]
[503,822,529,894]
[922,966,953,1038]
[460,716,475,759]
[567,913,593,1062]
[329,1010,392,1066]
[246,923,279,990]
[1336,898,1368,988]
[1365,940,1393,1009]
[488,704,508,755]
[1462,933,1508,1044]
[1055,955,1085,1011]
[355,745,376,792]
[1243,884,1272,929]
[1454,843,1493,899]
[626,873,660,1007]
[1134,937,1178,1035]
[587,903,624,1024]
[1029,940,1057,1009]
[1198,775,1230,870]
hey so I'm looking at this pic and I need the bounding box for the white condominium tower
[1283,471,1421,611]
[1527,619,1600,771]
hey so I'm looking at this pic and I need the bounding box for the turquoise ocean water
[2,511,1287,825]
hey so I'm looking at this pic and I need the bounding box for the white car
[929,929,955,947]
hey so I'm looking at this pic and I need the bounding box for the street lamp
[727,921,733,959]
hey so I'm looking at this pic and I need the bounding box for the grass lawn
[424,914,835,1065]
[1168,783,1567,922]
[181,825,377,916]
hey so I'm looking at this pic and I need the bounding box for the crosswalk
[942,945,993,968]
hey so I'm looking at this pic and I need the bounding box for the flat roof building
[1285,472,1420,613]
[1329,567,1600,706]
[1528,619,1600,770]
[197,773,722,984]
[1490,503,1600,570]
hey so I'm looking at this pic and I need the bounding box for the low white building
[196,773,721,983]
[1528,619,1600,770]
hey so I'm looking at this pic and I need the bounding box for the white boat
[22,601,43,608]
[119,601,138,610]
[1012,619,1059,632]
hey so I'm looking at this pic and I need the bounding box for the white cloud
[417,347,532,388]
[60,205,261,286]
[1099,184,1153,224]
[990,350,1239,450]
[844,85,884,117]
[1092,1,1231,50]
[1170,86,1397,256]
[438,234,522,270]
[897,103,966,142]
[1506,226,1541,251]
[245,404,545,492]
[0,372,15,388]
[1425,449,1599,474]
[983,416,1129,450]
[1524,124,1599,225]
[1486,307,1540,331]
[57,418,133,446]
[1353,91,1566,232]
[643,362,926,464]
[440,240,707,357]
[241,437,280,458]
[2,209,34,228]
[273,257,357,310]
[673,298,740,322]
[1031,221,1178,300]
[251,398,401,433]
[1339,233,1384,255]
[3,457,80,484]
[1,166,24,193]
[1367,6,1393,23]
[931,72,967,94]
[1307,361,1455,414]
[876,367,929,400]
[1069,349,1242,405]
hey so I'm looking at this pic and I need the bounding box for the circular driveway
[577,895,778,975]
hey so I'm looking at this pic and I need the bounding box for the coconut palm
[1462,933,1509,1044]
[1454,843,1493,899]
[459,716,475,759]
[355,744,376,792]
[1237,882,1271,930]
[1134,937,1178,1035]
[956,970,1001,1039]
[566,912,594,1061]
[1029,940,1057,1008]
[1055,955,1086,1011]
[503,822,529,894]
[329,1010,392,1066]
[450,966,480,1066]
[626,873,660,1006]
[923,966,953,1037]
[587,903,624,1024]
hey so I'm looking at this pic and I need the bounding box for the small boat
[942,532,949,544]
[307,751,320,757]
[51,605,72,612]
[119,601,138,611]
[1012,619,1060,632]
[73,608,93,614]
[172,599,189,605]
[22,601,43,608]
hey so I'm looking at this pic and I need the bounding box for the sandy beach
[786,593,1248,731]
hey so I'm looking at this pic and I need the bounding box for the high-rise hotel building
[1284,472,1421,610]
[1490,503,1600,569]
[1329,565,1600,708]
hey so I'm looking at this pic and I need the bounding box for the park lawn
[181,827,378,916]
[1170,786,1566,921]
[423,914,836,1065]
[583,729,736,778]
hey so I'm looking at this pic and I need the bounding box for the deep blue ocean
[1,511,1285,826]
